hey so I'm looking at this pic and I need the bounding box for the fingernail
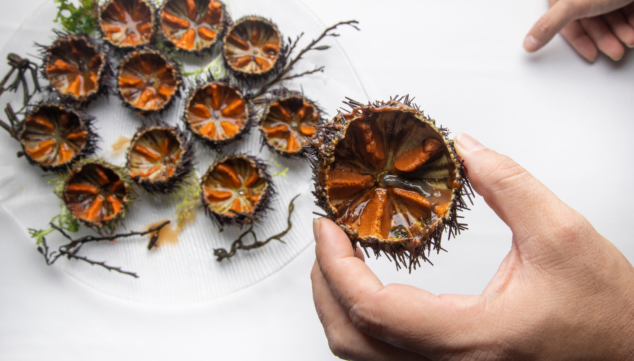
[523,35,539,52]
[313,218,321,242]
[455,133,486,153]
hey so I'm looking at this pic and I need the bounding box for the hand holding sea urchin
[309,96,473,271]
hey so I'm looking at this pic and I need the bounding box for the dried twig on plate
[214,194,300,262]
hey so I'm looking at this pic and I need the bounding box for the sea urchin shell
[126,125,194,194]
[310,97,473,271]
[201,154,274,229]
[183,80,251,148]
[260,94,320,156]
[99,0,155,49]
[62,159,133,230]
[117,49,182,115]
[17,103,97,172]
[160,0,228,53]
[43,33,107,104]
[223,16,282,78]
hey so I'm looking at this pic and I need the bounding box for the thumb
[454,133,573,242]
[524,0,578,52]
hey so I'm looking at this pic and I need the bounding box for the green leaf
[54,0,98,35]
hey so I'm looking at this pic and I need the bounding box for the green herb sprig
[54,0,99,35]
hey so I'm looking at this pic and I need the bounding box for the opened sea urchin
[201,154,274,229]
[310,97,473,271]
[260,93,321,156]
[223,16,283,78]
[160,0,229,53]
[62,159,133,231]
[183,80,251,149]
[99,0,155,49]
[117,49,182,115]
[42,33,108,104]
[126,125,194,194]
[17,103,97,172]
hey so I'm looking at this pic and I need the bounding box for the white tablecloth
[1,0,632,360]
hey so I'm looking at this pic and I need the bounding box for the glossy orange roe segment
[100,0,154,47]
[393,188,431,214]
[358,189,387,238]
[215,163,241,188]
[326,170,374,199]
[394,138,442,172]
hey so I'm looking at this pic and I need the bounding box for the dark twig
[0,53,42,137]
[214,195,300,262]
[37,221,171,278]
[248,20,359,99]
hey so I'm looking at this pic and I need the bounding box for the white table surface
[1,0,633,360]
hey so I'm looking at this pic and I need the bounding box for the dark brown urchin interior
[223,17,282,76]
[184,81,249,146]
[117,50,181,114]
[44,35,106,102]
[127,126,193,193]
[260,95,319,155]
[201,155,273,228]
[160,0,226,52]
[63,161,131,228]
[99,0,154,48]
[312,98,472,271]
[18,104,95,171]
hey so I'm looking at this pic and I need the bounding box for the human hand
[524,0,634,61]
[311,133,634,360]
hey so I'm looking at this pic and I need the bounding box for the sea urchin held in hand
[309,96,473,271]
[201,154,274,229]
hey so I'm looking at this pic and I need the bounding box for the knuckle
[483,153,529,195]
[325,325,355,360]
[348,300,383,338]
[549,210,588,244]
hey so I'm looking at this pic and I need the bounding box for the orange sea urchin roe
[161,0,224,51]
[224,18,281,75]
[186,82,247,142]
[118,52,178,112]
[19,105,89,168]
[324,112,456,243]
[64,163,128,225]
[201,157,267,217]
[45,37,104,99]
[100,0,153,47]
[260,96,319,154]
[128,128,184,182]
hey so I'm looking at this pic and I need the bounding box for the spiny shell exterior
[16,101,98,173]
[126,123,195,194]
[307,96,474,272]
[200,153,276,230]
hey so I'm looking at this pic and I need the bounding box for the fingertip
[523,34,542,52]
[454,133,486,157]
